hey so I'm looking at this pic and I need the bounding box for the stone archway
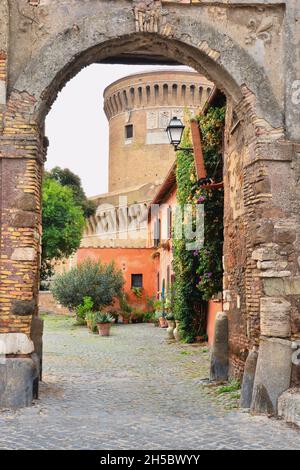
[0,0,299,415]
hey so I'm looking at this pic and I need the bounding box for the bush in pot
[85,310,95,331]
[51,259,125,311]
[144,311,155,323]
[75,296,94,326]
[154,300,167,328]
[118,292,132,324]
[107,310,119,324]
[95,312,114,336]
[131,309,145,323]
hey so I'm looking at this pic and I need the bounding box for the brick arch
[0,1,297,415]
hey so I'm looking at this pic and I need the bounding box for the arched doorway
[0,1,297,416]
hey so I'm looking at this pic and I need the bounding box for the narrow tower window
[125,124,133,140]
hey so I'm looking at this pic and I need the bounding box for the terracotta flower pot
[159,317,168,328]
[122,316,129,324]
[97,322,112,336]
[166,320,176,339]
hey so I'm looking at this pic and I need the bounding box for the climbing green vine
[172,106,225,342]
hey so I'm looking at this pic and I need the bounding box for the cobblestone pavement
[0,315,300,450]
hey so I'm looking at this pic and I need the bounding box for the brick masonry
[0,0,299,410]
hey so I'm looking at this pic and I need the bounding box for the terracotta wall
[148,187,177,297]
[77,247,157,311]
[207,300,223,346]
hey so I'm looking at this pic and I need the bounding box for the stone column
[210,312,229,382]
[0,130,44,408]
[224,96,297,414]
[247,141,298,415]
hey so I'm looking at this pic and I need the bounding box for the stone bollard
[30,316,44,381]
[0,358,36,408]
[210,312,229,382]
[240,347,258,408]
[251,337,292,416]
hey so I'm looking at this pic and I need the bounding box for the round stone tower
[104,70,213,192]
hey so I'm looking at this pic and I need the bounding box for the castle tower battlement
[103,70,213,192]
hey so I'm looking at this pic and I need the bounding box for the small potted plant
[120,310,131,324]
[119,292,132,324]
[75,296,94,326]
[144,311,155,323]
[154,299,167,328]
[131,309,145,323]
[86,311,95,331]
[95,312,114,336]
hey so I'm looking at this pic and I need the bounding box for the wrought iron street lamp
[166,116,224,190]
[166,116,192,151]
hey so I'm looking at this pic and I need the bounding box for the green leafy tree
[46,167,96,218]
[41,176,85,280]
[51,259,125,310]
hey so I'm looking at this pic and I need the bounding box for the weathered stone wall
[223,99,250,378]
[0,0,299,410]
[0,135,44,335]
[39,291,70,316]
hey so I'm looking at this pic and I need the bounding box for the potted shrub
[119,292,132,324]
[75,296,94,326]
[51,259,125,313]
[108,310,119,324]
[154,300,167,328]
[144,311,155,323]
[131,309,145,323]
[95,312,114,336]
[120,311,131,324]
[154,309,161,327]
[86,310,95,331]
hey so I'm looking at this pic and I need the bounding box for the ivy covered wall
[173,106,225,342]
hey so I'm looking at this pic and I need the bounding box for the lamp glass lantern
[166,116,185,150]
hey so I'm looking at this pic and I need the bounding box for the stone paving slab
[0,316,299,450]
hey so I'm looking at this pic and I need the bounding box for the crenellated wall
[103,70,212,120]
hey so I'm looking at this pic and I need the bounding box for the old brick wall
[223,99,254,378]
[223,90,300,384]
[0,0,299,409]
